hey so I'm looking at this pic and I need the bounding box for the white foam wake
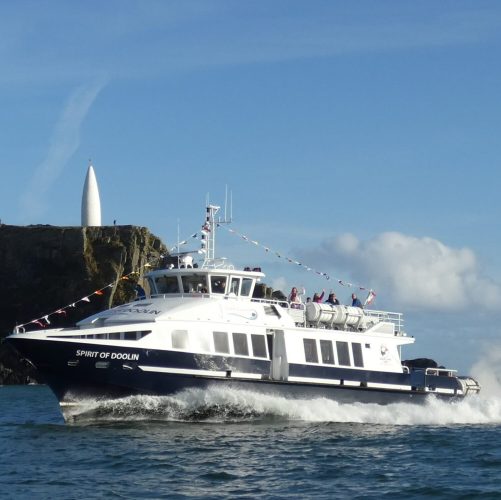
[65,387,501,426]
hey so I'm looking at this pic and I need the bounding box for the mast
[201,202,231,268]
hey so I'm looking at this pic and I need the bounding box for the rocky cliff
[0,224,168,384]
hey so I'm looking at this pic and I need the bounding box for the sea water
[1,381,501,500]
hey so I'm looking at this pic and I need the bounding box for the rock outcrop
[0,224,168,384]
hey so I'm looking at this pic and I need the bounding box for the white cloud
[301,231,501,312]
[19,80,107,222]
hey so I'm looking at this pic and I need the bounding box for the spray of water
[65,383,501,426]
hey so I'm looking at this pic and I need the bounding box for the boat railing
[251,297,296,309]
[425,367,457,377]
[364,309,404,334]
[150,292,212,299]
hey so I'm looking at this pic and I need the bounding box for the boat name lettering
[114,307,161,315]
[75,350,139,361]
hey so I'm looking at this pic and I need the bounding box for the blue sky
[1,1,501,373]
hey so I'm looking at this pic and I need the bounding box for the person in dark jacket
[325,292,340,305]
[351,293,363,308]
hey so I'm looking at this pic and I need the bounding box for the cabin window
[155,275,180,294]
[181,273,208,293]
[232,332,249,356]
[352,343,364,368]
[336,341,351,366]
[241,278,253,297]
[172,330,189,350]
[251,334,267,358]
[213,331,229,354]
[123,332,137,341]
[303,338,319,363]
[320,340,335,365]
[210,276,227,294]
[229,277,241,295]
[109,332,121,340]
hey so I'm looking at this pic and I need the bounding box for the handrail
[425,367,457,376]
[251,297,297,309]
[365,309,404,333]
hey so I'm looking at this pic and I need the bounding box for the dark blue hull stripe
[8,338,463,403]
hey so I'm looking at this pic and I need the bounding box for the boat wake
[64,386,501,426]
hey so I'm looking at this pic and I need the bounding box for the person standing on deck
[351,293,363,308]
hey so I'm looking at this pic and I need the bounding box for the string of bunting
[169,232,199,252]
[17,267,150,331]
[19,231,205,331]
[217,223,376,297]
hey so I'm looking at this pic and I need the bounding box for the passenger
[351,293,363,308]
[288,286,304,308]
[212,279,226,293]
[312,290,325,303]
[306,297,312,303]
[134,283,146,300]
[325,292,339,306]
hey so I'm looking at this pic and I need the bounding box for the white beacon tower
[81,164,102,226]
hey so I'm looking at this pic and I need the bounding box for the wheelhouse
[146,268,264,299]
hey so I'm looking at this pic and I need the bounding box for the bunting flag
[364,290,376,306]
[217,223,375,297]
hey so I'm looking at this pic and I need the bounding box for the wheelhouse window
[336,341,351,366]
[251,334,267,358]
[213,331,229,354]
[229,277,241,295]
[352,343,364,368]
[181,273,208,293]
[155,275,180,294]
[172,330,189,349]
[303,338,319,363]
[210,276,227,294]
[320,340,335,365]
[232,332,249,356]
[241,278,253,297]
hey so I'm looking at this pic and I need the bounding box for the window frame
[232,332,249,356]
[303,338,319,364]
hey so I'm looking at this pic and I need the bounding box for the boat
[6,204,481,421]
